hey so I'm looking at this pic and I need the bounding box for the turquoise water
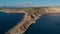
[0,12,25,34]
[25,14,60,34]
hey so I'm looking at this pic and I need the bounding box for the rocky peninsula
[0,7,60,34]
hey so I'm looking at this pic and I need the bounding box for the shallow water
[0,12,25,34]
[25,14,60,34]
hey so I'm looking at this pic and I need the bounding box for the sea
[0,12,25,34]
[0,12,60,34]
[25,14,60,34]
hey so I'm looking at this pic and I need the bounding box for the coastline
[5,8,46,34]
[0,7,60,34]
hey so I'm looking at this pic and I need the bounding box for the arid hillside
[44,7,60,13]
[1,7,60,14]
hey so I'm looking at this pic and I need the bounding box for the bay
[0,12,25,34]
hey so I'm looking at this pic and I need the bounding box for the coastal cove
[0,12,25,34]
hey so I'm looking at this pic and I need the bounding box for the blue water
[0,12,25,34]
[25,14,60,34]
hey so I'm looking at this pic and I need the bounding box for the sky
[0,0,60,7]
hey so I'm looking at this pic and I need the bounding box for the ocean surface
[0,12,25,34]
[25,14,60,34]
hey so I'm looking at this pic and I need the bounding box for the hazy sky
[0,0,60,7]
